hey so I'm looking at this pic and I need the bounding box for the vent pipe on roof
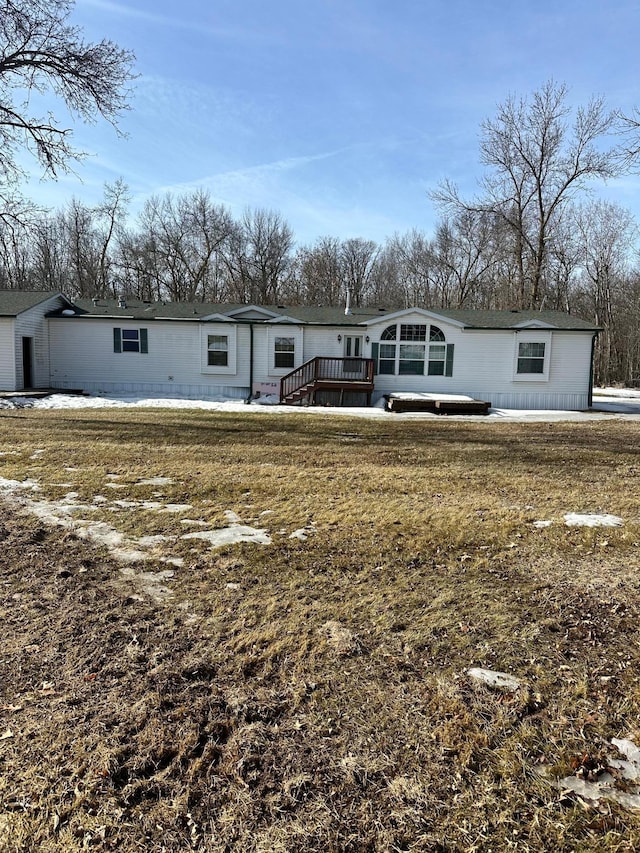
[118,297,127,309]
[344,287,352,316]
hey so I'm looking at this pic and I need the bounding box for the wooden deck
[385,394,491,415]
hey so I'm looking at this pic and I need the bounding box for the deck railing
[280,357,375,401]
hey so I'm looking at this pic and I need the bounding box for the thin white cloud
[78,0,282,44]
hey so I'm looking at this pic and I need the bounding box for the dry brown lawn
[1,408,640,851]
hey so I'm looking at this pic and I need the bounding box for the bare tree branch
[0,0,135,223]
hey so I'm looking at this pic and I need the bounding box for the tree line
[2,5,640,386]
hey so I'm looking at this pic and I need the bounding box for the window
[400,323,427,342]
[428,344,447,375]
[274,336,295,369]
[201,325,236,373]
[374,322,453,377]
[378,342,396,374]
[113,327,148,353]
[399,344,426,375]
[207,334,228,367]
[517,341,545,374]
[427,326,446,375]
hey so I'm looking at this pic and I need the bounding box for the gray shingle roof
[0,290,64,316]
[51,298,598,331]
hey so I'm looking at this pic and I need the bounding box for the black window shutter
[140,328,148,353]
[445,343,454,376]
[371,342,379,375]
[113,327,122,353]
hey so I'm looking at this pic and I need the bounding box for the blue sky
[21,0,640,245]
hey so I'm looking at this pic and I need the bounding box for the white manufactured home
[0,291,599,410]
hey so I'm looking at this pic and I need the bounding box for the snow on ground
[0,386,639,420]
[0,475,278,601]
[533,514,624,529]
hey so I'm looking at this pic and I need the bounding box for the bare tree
[0,0,135,220]
[223,209,294,304]
[379,230,435,308]
[290,237,343,305]
[572,200,637,384]
[433,81,621,309]
[340,237,379,307]
[135,190,233,302]
[94,179,130,297]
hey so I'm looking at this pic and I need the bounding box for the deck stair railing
[280,357,375,405]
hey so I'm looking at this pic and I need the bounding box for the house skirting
[50,380,250,400]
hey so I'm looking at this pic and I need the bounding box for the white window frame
[513,332,551,381]
[268,327,303,374]
[201,324,236,374]
[378,323,452,377]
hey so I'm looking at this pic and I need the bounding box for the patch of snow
[556,773,640,810]
[252,394,280,405]
[0,477,39,492]
[388,392,475,402]
[181,523,271,548]
[544,738,640,811]
[467,667,521,691]
[160,503,192,513]
[136,476,173,486]
[610,738,640,779]
[161,556,184,568]
[179,518,208,526]
[224,510,242,523]
[4,389,639,421]
[289,525,318,541]
[564,512,623,528]
[533,520,553,528]
[136,535,170,547]
[29,449,46,459]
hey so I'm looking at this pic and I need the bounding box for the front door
[343,336,364,376]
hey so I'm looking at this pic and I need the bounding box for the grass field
[1,408,640,852]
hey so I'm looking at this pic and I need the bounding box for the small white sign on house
[252,381,279,398]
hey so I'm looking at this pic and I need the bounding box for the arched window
[375,322,453,377]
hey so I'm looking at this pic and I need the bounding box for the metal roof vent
[118,297,127,309]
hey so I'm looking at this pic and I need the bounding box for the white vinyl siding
[50,319,248,395]
[13,294,64,389]
[0,317,16,390]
